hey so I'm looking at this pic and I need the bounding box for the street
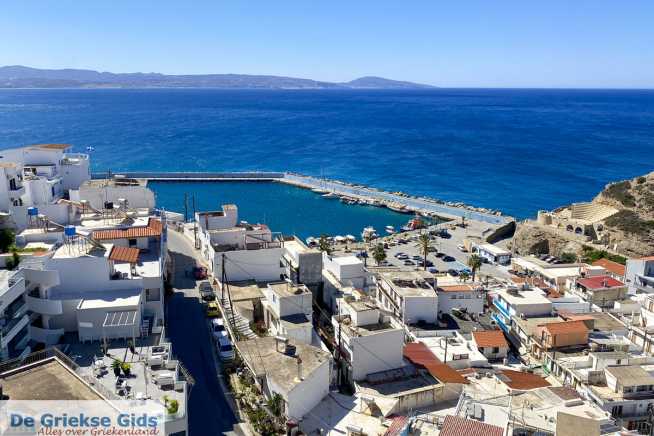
[166,230,237,435]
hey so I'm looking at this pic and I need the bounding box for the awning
[103,310,138,328]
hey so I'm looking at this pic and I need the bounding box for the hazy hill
[0,66,434,89]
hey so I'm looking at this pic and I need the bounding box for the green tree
[467,254,482,282]
[372,243,386,265]
[560,252,577,263]
[5,251,20,270]
[417,232,432,271]
[459,271,471,282]
[317,235,332,255]
[0,229,15,253]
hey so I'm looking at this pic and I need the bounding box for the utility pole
[183,193,188,223]
[192,195,198,249]
[221,254,226,301]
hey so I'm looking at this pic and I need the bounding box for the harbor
[92,170,513,227]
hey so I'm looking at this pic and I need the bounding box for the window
[128,238,137,247]
[492,347,499,353]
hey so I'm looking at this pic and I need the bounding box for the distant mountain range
[0,66,434,90]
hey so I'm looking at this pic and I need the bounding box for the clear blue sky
[2,0,653,88]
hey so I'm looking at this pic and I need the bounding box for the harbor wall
[91,171,284,180]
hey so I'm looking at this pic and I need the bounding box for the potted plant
[163,396,179,415]
[111,360,122,377]
[121,362,131,377]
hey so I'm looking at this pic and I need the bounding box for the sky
[1,1,653,88]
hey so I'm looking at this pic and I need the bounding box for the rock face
[512,172,654,258]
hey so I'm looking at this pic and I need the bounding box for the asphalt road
[166,230,237,435]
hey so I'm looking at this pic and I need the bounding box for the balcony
[0,274,26,312]
[29,323,64,346]
[0,313,29,348]
[26,290,63,316]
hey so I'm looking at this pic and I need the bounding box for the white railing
[26,295,63,316]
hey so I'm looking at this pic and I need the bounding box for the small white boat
[322,192,338,199]
[345,234,356,242]
[312,188,328,194]
[385,225,396,234]
[361,226,377,240]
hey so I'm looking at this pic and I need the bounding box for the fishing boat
[361,226,378,240]
[387,202,410,214]
[401,216,426,232]
[322,192,338,199]
[385,225,396,234]
[312,188,328,194]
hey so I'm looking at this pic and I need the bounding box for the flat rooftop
[236,337,330,395]
[78,288,142,310]
[1,360,102,401]
[83,177,147,188]
[380,271,436,297]
[223,280,265,302]
[497,288,551,306]
[268,281,310,298]
[52,241,110,260]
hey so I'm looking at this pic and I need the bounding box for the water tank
[27,207,38,216]
[64,225,76,237]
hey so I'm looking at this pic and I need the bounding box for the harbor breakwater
[91,171,512,226]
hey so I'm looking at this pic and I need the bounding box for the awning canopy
[103,310,138,328]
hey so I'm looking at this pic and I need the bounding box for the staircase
[219,295,257,340]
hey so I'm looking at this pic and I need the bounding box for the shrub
[559,252,577,263]
[637,176,647,184]
[0,229,15,253]
[605,210,654,236]
[605,181,636,207]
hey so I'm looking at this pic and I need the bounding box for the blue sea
[0,88,652,237]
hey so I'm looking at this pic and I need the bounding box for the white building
[418,331,489,369]
[474,243,512,265]
[74,176,156,211]
[236,337,331,421]
[262,282,313,345]
[0,269,31,360]
[321,253,372,312]
[332,295,404,382]
[625,257,654,295]
[492,285,553,341]
[375,271,438,325]
[437,284,485,318]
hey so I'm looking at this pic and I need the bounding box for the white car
[210,318,227,341]
[217,336,235,361]
[457,244,468,252]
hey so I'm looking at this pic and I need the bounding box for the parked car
[435,252,445,258]
[199,281,214,301]
[217,336,235,361]
[205,302,220,318]
[404,260,415,266]
[428,267,439,273]
[193,266,208,280]
[210,318,227,340]
[448,269,459,276]
[412,255,422,260]
[443,255,455,262]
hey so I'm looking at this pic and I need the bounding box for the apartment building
[262,282,313,345]
[375,270,438,325]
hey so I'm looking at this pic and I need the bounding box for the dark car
[404,260,415,266]
[435,252,444,258]
[443,255,455,262]
[448,269,459,276]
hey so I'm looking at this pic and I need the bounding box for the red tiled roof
[473,330,508,348]
[109,246,140,264]
[539,320,588,336]
[577,275,624,290]
[383,416,408,436]
[93,219,162,241]
[438,284,475,292]
[498,369,550,390]
[403,342,469,384]
[592,259,625,277]
[440,416,503,436]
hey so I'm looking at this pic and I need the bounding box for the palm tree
[459,271,470,282]
[318,235,332,255]
[467,254,482,282]
[372,243,386,265]
[417,232,431,271]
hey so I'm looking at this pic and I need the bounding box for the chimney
[296,357,303,381]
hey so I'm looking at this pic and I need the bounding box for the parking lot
[362,221,512,281]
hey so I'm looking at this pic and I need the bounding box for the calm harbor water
[1,88,653,225]
[150,180,415,240]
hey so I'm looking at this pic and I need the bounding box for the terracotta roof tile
[93,218,162,241]
[498,369,550,390]
[403,342,468,384]
[473,330,508,348]
[109,246,140,264]
[440,415,503,436]
[539,320,588,335]
[577,275,624,290]
[592,259,625,277]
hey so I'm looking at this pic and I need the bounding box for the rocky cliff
[512,172,654,258]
